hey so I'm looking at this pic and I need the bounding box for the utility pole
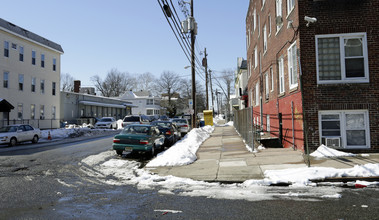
[190,0,196,128]
[209,69,214,114]
[202,48,209,110]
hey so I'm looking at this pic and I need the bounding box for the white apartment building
[0,18,63,128]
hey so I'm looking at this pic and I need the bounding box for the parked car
[151,121,180,147]
[122,115,150,127]
[0,124,41,147]
[171,118,190,137]
[94,117,118,129]
[112,124,165,157]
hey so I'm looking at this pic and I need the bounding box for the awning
[79,101,137,109]
[0,99,14,112]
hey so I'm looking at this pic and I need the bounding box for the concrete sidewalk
[149,126,379,183]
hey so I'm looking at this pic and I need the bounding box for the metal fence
[0,119,62,130]
[233,107,260,151]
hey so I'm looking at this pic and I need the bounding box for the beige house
[0,18,63,128]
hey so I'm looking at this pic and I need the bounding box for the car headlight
[1,136,8,141]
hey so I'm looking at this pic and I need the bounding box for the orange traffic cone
[48,131,52,140]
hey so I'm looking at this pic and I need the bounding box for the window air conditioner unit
[326,138,340,148]
[276,16,283,25]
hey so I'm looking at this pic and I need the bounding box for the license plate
[124,147,133,152]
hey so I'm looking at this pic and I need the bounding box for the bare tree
[214,69,235,121]
[178,79,206,114]
[91,69,135,97]
[61,73,75,92]
[135,72,156,93]
[155,71,181,117]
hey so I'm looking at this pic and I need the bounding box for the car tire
[150,145,156,158]
[116,150,123,155]
[9,137,17,147]
[32,135,39,144]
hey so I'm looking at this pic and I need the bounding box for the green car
[112,124,165,157]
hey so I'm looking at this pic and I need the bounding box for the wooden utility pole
[190,0,196,128]
[202,48,209,110]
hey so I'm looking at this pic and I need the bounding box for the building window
[287,0,295,15]
[17,104,23,120]
[52,106,56,119]
[3,71,9,88]
[268,14,271,36]
[40,79,45,94]
[40,105,45,119]
[270,67,274,92]
[146,99,154,105]
[31,77,36,92]
[316,33,369,84]
[254,46,258,69]
[41,54,45,68]
[4,41,9,57]
[262,0,266,8]
[32,51,36,65]
[31,104,35,119]
[253,8,256,31]
[146,109,154,115]
[19,46,24,62]
[52,82,56,96]
[263,25,267,53]
[53,58,56,71]
[278,57,285,94]
[255,82,259,106]
[18,74,24,91]
[276,0,283,32]
[265,72,269,99]
[11,43,17,49]
[288,42,298,89]
[319,110,370,149]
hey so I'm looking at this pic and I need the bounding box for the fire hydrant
[48,131,52,140]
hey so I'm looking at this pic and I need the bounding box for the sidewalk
[149,126,379,183]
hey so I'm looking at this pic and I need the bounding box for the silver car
[0,124,41,147]
[171,119,190,137]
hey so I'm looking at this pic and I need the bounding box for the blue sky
[2,0,249,87]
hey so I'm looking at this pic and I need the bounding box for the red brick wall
[298,0,379,152]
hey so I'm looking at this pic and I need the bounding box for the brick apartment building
[246,0,378,152]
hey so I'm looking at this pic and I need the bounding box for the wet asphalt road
[0,136,379,219]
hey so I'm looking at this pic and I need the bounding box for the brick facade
[246,0,378,152]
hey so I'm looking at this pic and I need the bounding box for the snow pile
[252,163,379,186]
[40,126,118,141]
[146,126,214,167]
[310,145,356,158]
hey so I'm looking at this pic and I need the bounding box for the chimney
[74,80,81,93]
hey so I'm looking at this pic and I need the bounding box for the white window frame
[270,67,274,92]
[255,82,260,106]
[254,46,258,69]
[278,57,285,94]
[275,0,283,32]
[316,33,369,84]
[288,41,298,89]
[265,72,269,99]
[263,25,267,53]
[262,0,266,10]
[287,0,295,15]
[318,110,370,149]
[268,14,272,36]
[253,8,257,31]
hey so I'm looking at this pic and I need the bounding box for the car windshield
[173,119,187,124]
[123,116,140,122]
[121,126,150,134]
[153,122,171,128]
[0,126,17,133]
[99,118,112,122]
